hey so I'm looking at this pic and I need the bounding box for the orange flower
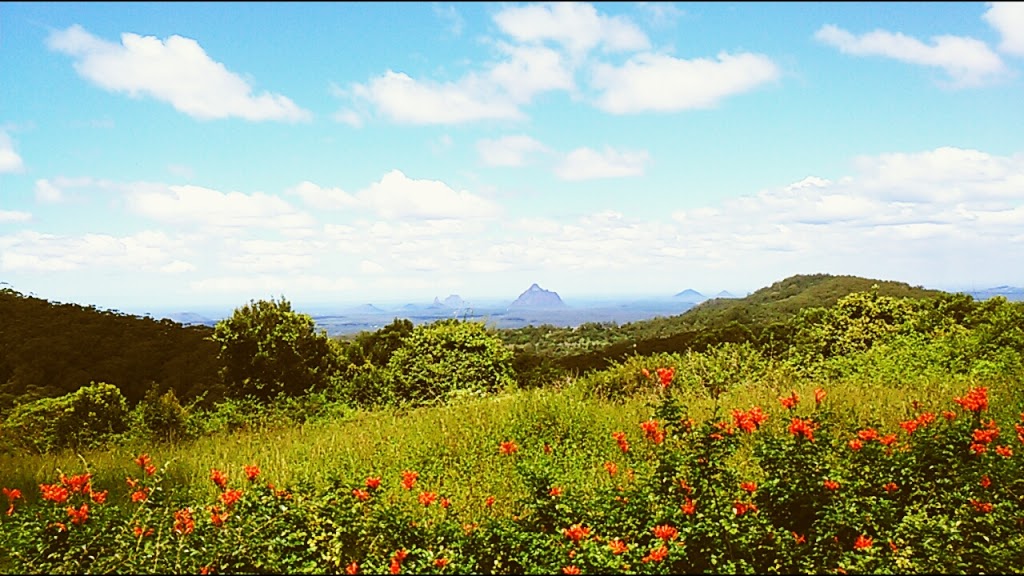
[433,558,449,568]
[126,476,139,489]
[679,478,694,494]
[883,482,898,494]
[604,461,618,477]
[608,538,629,555]
[133,525,155,538]
[90,489,108,504]
[789,417,816,441]
[995,445,1013,458]
[733,500,757,516]
[66,503,89,525]
[656,367,675,389]
[915,412,935,427]
[60,473,92,494]
[418,491,438,507]
[390,549,409,575]
[640,419,665,444]
[499,440,519,455]
[953,386,988,413]
[642,545,669,563]
[244,465,260,482]
[173,507,194,535]
[824,479,840,491]
[857,428,879,442]
[345,562,358,575]
[612,431,630,453]
[549,486,563,497]
[3,487,22,516]
[641,368,651,379]
[970,499,993,513]
[888,540,898,554]
[131,488,150,503]
[353,488,370,501]
[792,532,806,545]
[144,464,156,477]
[652,524,678,541]
[400,470,418,491]
[848,439,863,451]
[942,410,957,421]
[562,566,581,575]
[440,497,451,509]
[484,496,495,508]
[209,468,228,490]
[970,442,988,455]
[209,505,230,527]
[814,387,827,406]
[543,442,553,454]
[219,489,243,508]
[681,497,696,515]
[878,434,898,446]
[740,482,757,493]
[733,407,769,434]
[563,523,591,543]
[853,534,873,551]
[779,391,799,410]
[980,475,991,488]
[134,453,152,469]
[199,566,214,575]
[365,476,382,490]
[898,419,918,435]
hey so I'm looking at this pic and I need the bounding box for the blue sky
[2,2,1023,311]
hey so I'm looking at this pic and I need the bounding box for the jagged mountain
[443,294,466,308]
[509,283,565,309]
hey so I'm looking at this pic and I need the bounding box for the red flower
[499,440,519,455]
[126,476,139,489]
[244,465,260,482]
[66,503,89,526]
[173,507,194,535]
[144,464,157,477]
[60,473,92,495]
[656,367,675,389]
[878,434,898,446]
[563,523,591,543]
[352,488,370,501]
[199,566,214,575]
[608,538,629,555]
[484,496,495,508]
[612,431,630,453]
[562,566,581,575]
[980,475,991,488]
[679,478,694,494]
[390,549,409,574]
[953,386,988,413]
[365,476,382,490]
[889,540,899,554]
[208,505,230,527]
[848,438,863,451]
[346,562,358,575]
[90,489,108,504]
[970,442,988,455]
[418,491,438,507]
[681,497,696,515]
[604,461,618,477]
[133,525,155,538]
[131,488,150,503]
[219,489,243,508]
[134,453,152,469]
[792,532,806,545]
[779,391,799,410]
[733,500,758,516]
[433,558,450,568]
[857,428,879,442]
[3,487,22,516]
[915,412,935,427]
[899,419,918,435]
[814,387,827,406]
[549,486,563,497]
[440,497,451,509]
[789,417,816,441]
[653,524,678,541]
[854,534,873,551]
[640,419,665,444]
[883,482,898,494]
[209,468,228,490]
[824,479,840,491]
[740,481,757,493]
[970,499,993,513]
[400,470,419,491]
[733,407,769,433]
[642,545,669,563]
[995,445,1013,458]
[942,410,957,421]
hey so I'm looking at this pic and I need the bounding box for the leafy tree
[385,319,515,405]
[210,296,343,401]
[1,381,129,453]
[343,318,414,368]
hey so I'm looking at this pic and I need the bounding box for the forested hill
[507,274,946,375]
[0,288,220,416]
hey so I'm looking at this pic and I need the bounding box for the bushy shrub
[135,387,188,442]
[1,382,129,453]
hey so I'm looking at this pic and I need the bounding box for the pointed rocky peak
[510,283,565,309]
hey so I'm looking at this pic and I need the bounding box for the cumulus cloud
[492,2,650,57]
[477,135,549,167]
[814,24,1007,87]
[46,24,311,121]
[0,230,190,273]
[590,51,780,113]
[350,70,522,124]
[554,146,650,180]
[0,210,32,223]
[126,184,315,230]
[983,2,1024,56]
[0,131,25,173]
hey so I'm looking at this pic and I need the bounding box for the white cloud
[554,146,650,181]
[126,184,315,230]
[487,42,576,102]
[983,2,1024,56]
[286,181,359,211]
[160,260,196,274]
[477,135,549,167]
[189,273,357,295]
[332,108,364,128]
[591,51,780,113]
[433,3,465,37]
[492,2,650,57]
[46,24,311,121]
[814,24,1007,87]
[359,169,501,219]
[0,131,25,173]
[636,2,685,29]
[351,70,522,125]
[0,210,31,223]
[0,230,190,273]
[34,179,64,203]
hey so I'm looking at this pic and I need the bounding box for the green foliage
[135,387,188,442]
[385,319,516,405]
[211,296,343,401]
[341,318,414,369]
[1,382,129,454]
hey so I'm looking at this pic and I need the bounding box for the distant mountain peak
[510,283,565,309]
[673,289,706,303]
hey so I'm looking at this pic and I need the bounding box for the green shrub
[1,382,129,454]
[135,387,188,442]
